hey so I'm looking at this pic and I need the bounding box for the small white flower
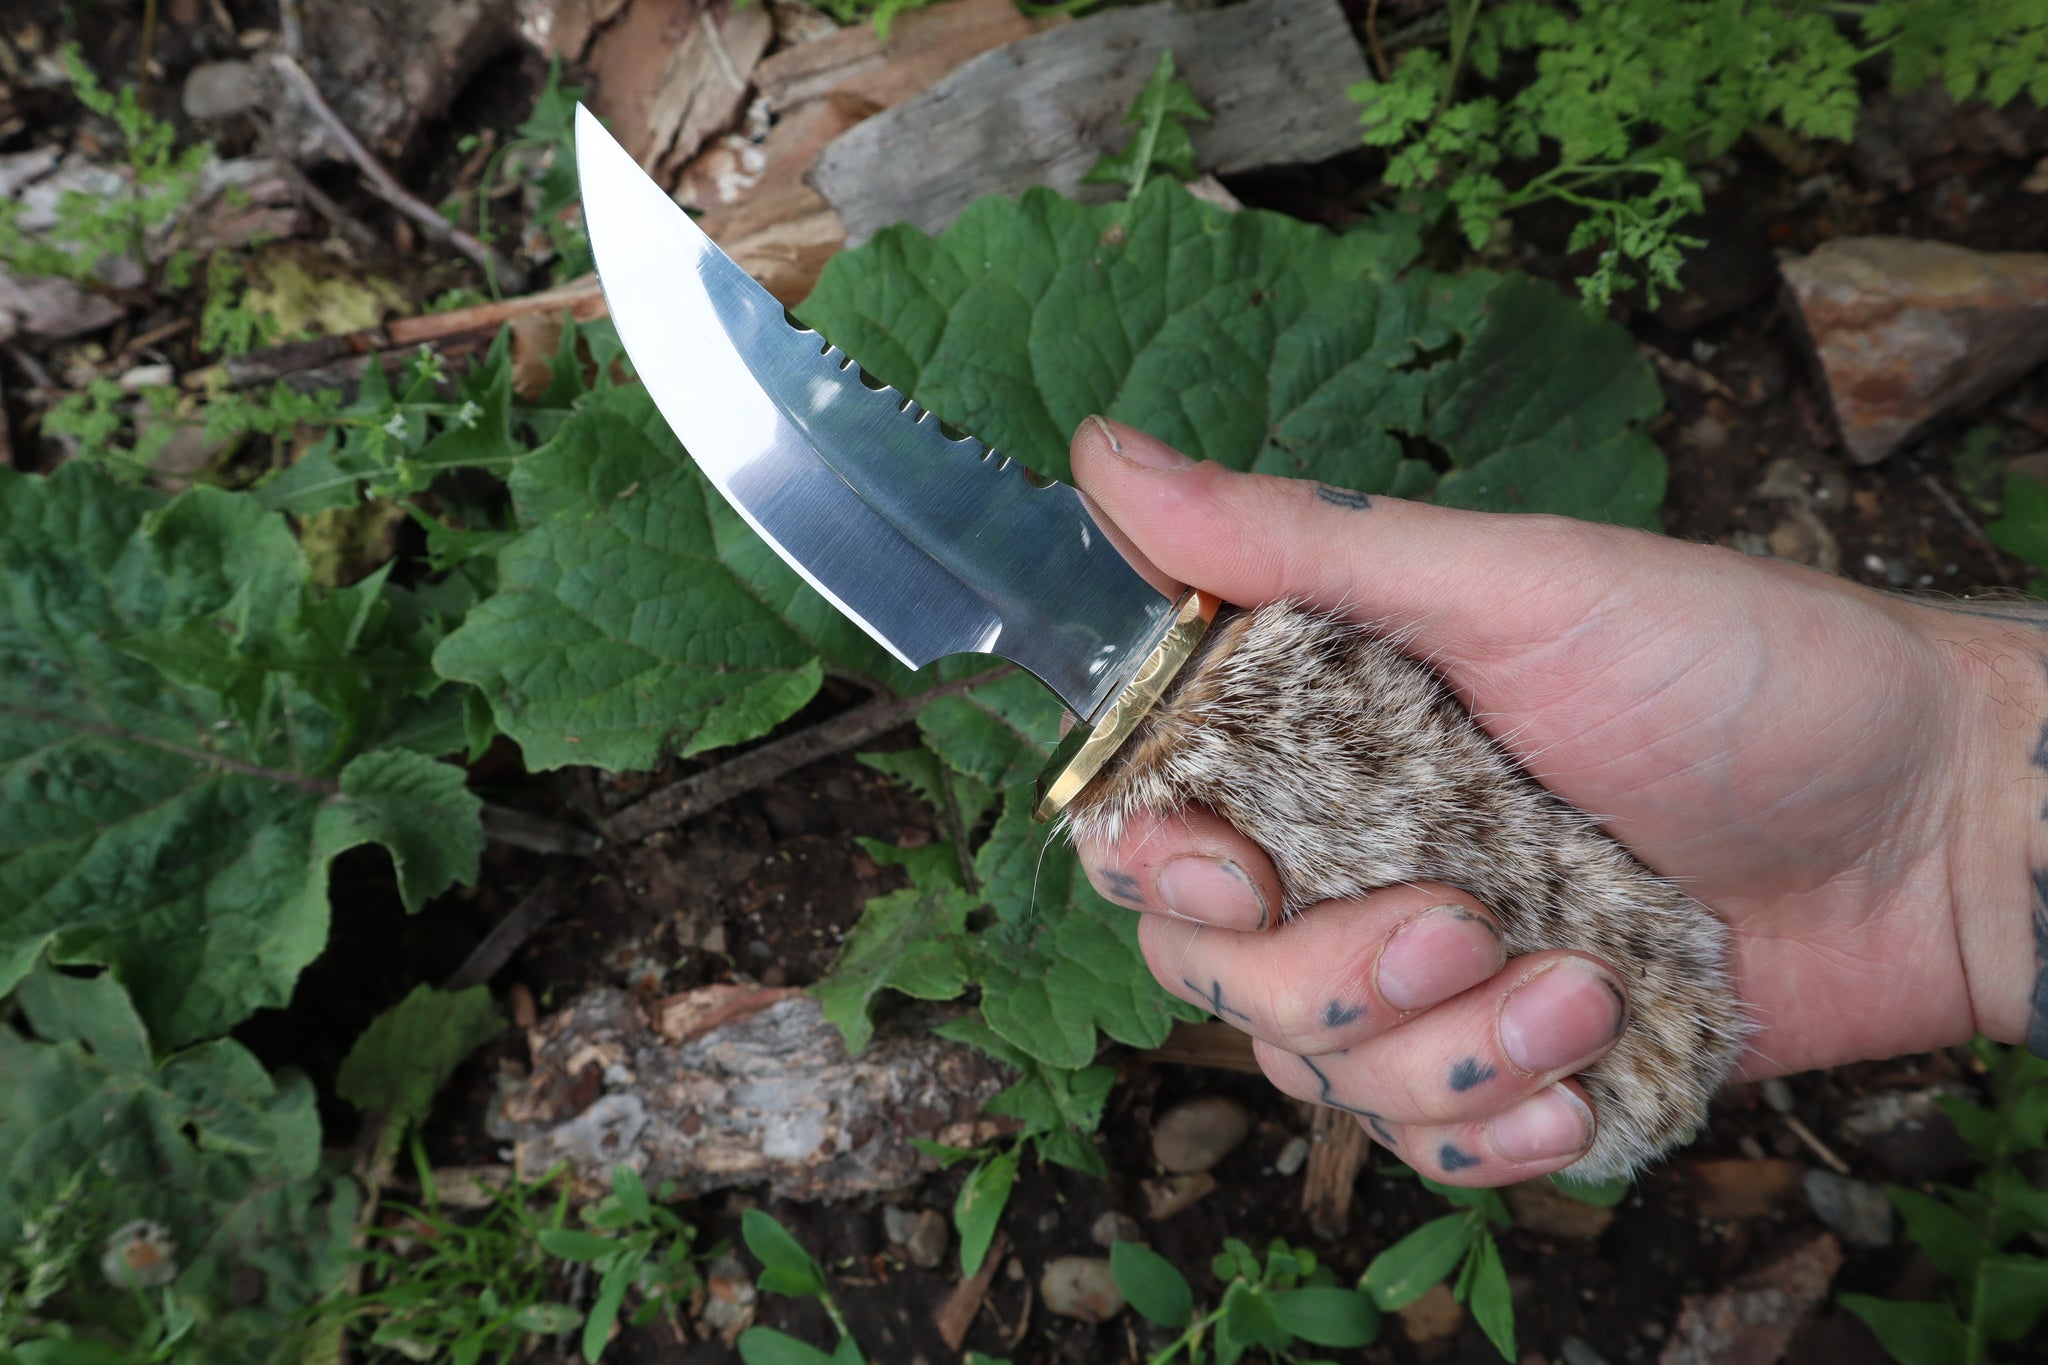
[101,1219,178,1289]
[456,399,482,429]
[383,412,408,440]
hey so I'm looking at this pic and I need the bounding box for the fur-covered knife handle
[1060,600,1749,1181]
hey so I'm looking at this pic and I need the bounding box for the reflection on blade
[575,105,1175,719]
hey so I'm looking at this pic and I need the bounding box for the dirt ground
[10,3,2048,1362]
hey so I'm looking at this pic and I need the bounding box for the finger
[1137,889,1507,1051]
[1069,415,1665,671]
[1341,1082,1601,1186]
[1077,804,1281,932]
[1248,952,1629,1128]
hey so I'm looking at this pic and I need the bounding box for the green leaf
[1362,1213,1476,1311]
[801,178,1660,525]
[334,984,503,1128]
[1840,1296,1967,1365]
[1547,1171,1630,1207]
[1888,1186,1984,1285]
[1082,50,1212,199]
[432,385,827,771]
[1978,1253,2048,1343]
[1464,1231,1516,1360]
[0,464,482,1045]
[1220,1280,1290,1353]
[0,967,353,1356]
[955,1150,1018,1278]
[742,1209,828,1299]
[812,866,975,1055]
[738,1328,842,1365]
[583,1249,640,1361]
[1987,472,2048,573]
[1269,1285,1379,1347]
[1111,1241,1195,1328]
[539,1228,620,1263]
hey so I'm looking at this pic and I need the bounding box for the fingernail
[1499,960,1627,1074]
[1376,905,1505,1011]
[1488,1086,1594,1163]
[1088,415,1192,471]
[1158,856,1267,930]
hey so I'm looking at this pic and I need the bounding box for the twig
[604,665,1015,843]
[1303,1105,1373,1239]
[270,144,382,255]
[1638,342,1736,401]
[268,52,530,293]
[445,867,573,991]
[1364,0,1388,80]
[1920,471,2011,584]
[1781,1112,1851,1175]
[934,1231,1009,1352]
[481,803,604,857]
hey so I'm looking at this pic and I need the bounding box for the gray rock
[1039,1256,1124,1324]
[882,1204,919,1247]
[182,61,264,121]
[1560,1337,1613,1365]
[0,266,124,342]
[1760,1078,1795,1114]
[1274,1134,1311,1177]
[1782,237,2048,464]
[903,1209,947,1269]
[1802,1170,1894,1249]
[1150,1095,1253,1174]
[1141,1173,1216,1221]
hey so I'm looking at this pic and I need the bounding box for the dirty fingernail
[1158,856,1267,930]
[1376,905,1505,1011]
[1088,415,1192,470]
[1499,960,1627,1074]
[1488,1086,1594,1163]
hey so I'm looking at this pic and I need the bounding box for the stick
[481,803,604,858]
[1920,472,2011,585]
[1302,1106,1372,1239]
[445,867,573,991]
[268,52,530,294]
[604,665,1013,843]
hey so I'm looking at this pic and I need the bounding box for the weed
[538,1167,705,1363]
[736,1209,865,1365]
[1355,0,2048,307]
[1112,1235,1379,1364]
[1841,1039,2048,1365]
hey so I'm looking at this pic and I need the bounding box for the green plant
[1841,1039,2048,1365]
[1985,473,2048,598]
[736,1210,865,1365]
[538,1167,705,1363]
[1113,1236,1379,1364]
[0,44,208,288]
[1355,0,2048,307]
[468,59,592,289]
[321,1142,581,1365]
[1083,50,1210,203]
[1362,1175,1516,1359]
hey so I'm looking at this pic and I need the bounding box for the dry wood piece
[812,0,1372,245]
[934,1230,1010,1351]
[496,987,1013,1200]
[752,0,1056,114]
[586,0,773,178]
[1659,1232,1844,1365]
[1141,1020,1261,1074]
[1302,1104,1372,1239]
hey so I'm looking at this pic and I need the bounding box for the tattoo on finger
[1096,868,1144,907]
[1313,483,1372,511]
[1448,1057,1498,1092]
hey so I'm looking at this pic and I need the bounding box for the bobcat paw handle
[1050,599,1749,1181]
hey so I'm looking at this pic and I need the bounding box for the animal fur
[1062,602,1749,1181]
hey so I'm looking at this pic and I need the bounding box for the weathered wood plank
[752,0,1058,114]
[811,0,1371,245]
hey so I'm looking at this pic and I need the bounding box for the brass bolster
[1032,589,1219,822]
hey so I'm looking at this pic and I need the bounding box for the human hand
[1067,416,2046,1184]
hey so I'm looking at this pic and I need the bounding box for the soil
[8,4,2048,1364]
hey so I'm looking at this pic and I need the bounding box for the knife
[575,105,1747,1180]
[572,105,1215,822]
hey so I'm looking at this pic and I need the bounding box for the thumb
[1069,415,1657,669]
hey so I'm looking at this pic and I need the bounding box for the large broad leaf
[811,841,974,1055]
[800,178,1664,524]
[335,983,504,1128]
[0,966,354,1356]
[0,464,482,1045]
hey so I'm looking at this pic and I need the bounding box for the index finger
[1075,803,1281,932]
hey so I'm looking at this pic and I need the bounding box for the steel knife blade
[574,104,1214,817]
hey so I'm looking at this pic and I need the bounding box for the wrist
[1916,600,2048,1051]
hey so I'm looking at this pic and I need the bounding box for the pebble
[1396,1282,1463,1348]
[1039,1256,1124,1323]
[1803,1170,1895,1249]
[903,1209,947,1269]
[1141,1173,1216,1221]
[697,1252,758,1344]
[1090,1211,1142,1247]
[1274,1134,1311,1177]
[1150,1095,1253,1174]
[182,60,263,120]
[1559,1337,1612,1365]
[1759,1078,1795,1114]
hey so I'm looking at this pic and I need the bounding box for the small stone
[1090,1211,1142,1247]
[1803,1170,1895,1249]
[1274,1134,1311,1177]
[182,60,263,120]
[1759,1078,1795,1114]
[1559,1337,1612,1365]
[698,1251,757,1345]
[1141,1172,1216,1221]
[1150,1095,1253,1174]
[882,1204,918,1247]
[1039,1256,1123,1323]
[1503,1179,1615,1240]
[903,1209,947,1269]
[1397,1282,1464,1349]
[1036,1209,1059,1235]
